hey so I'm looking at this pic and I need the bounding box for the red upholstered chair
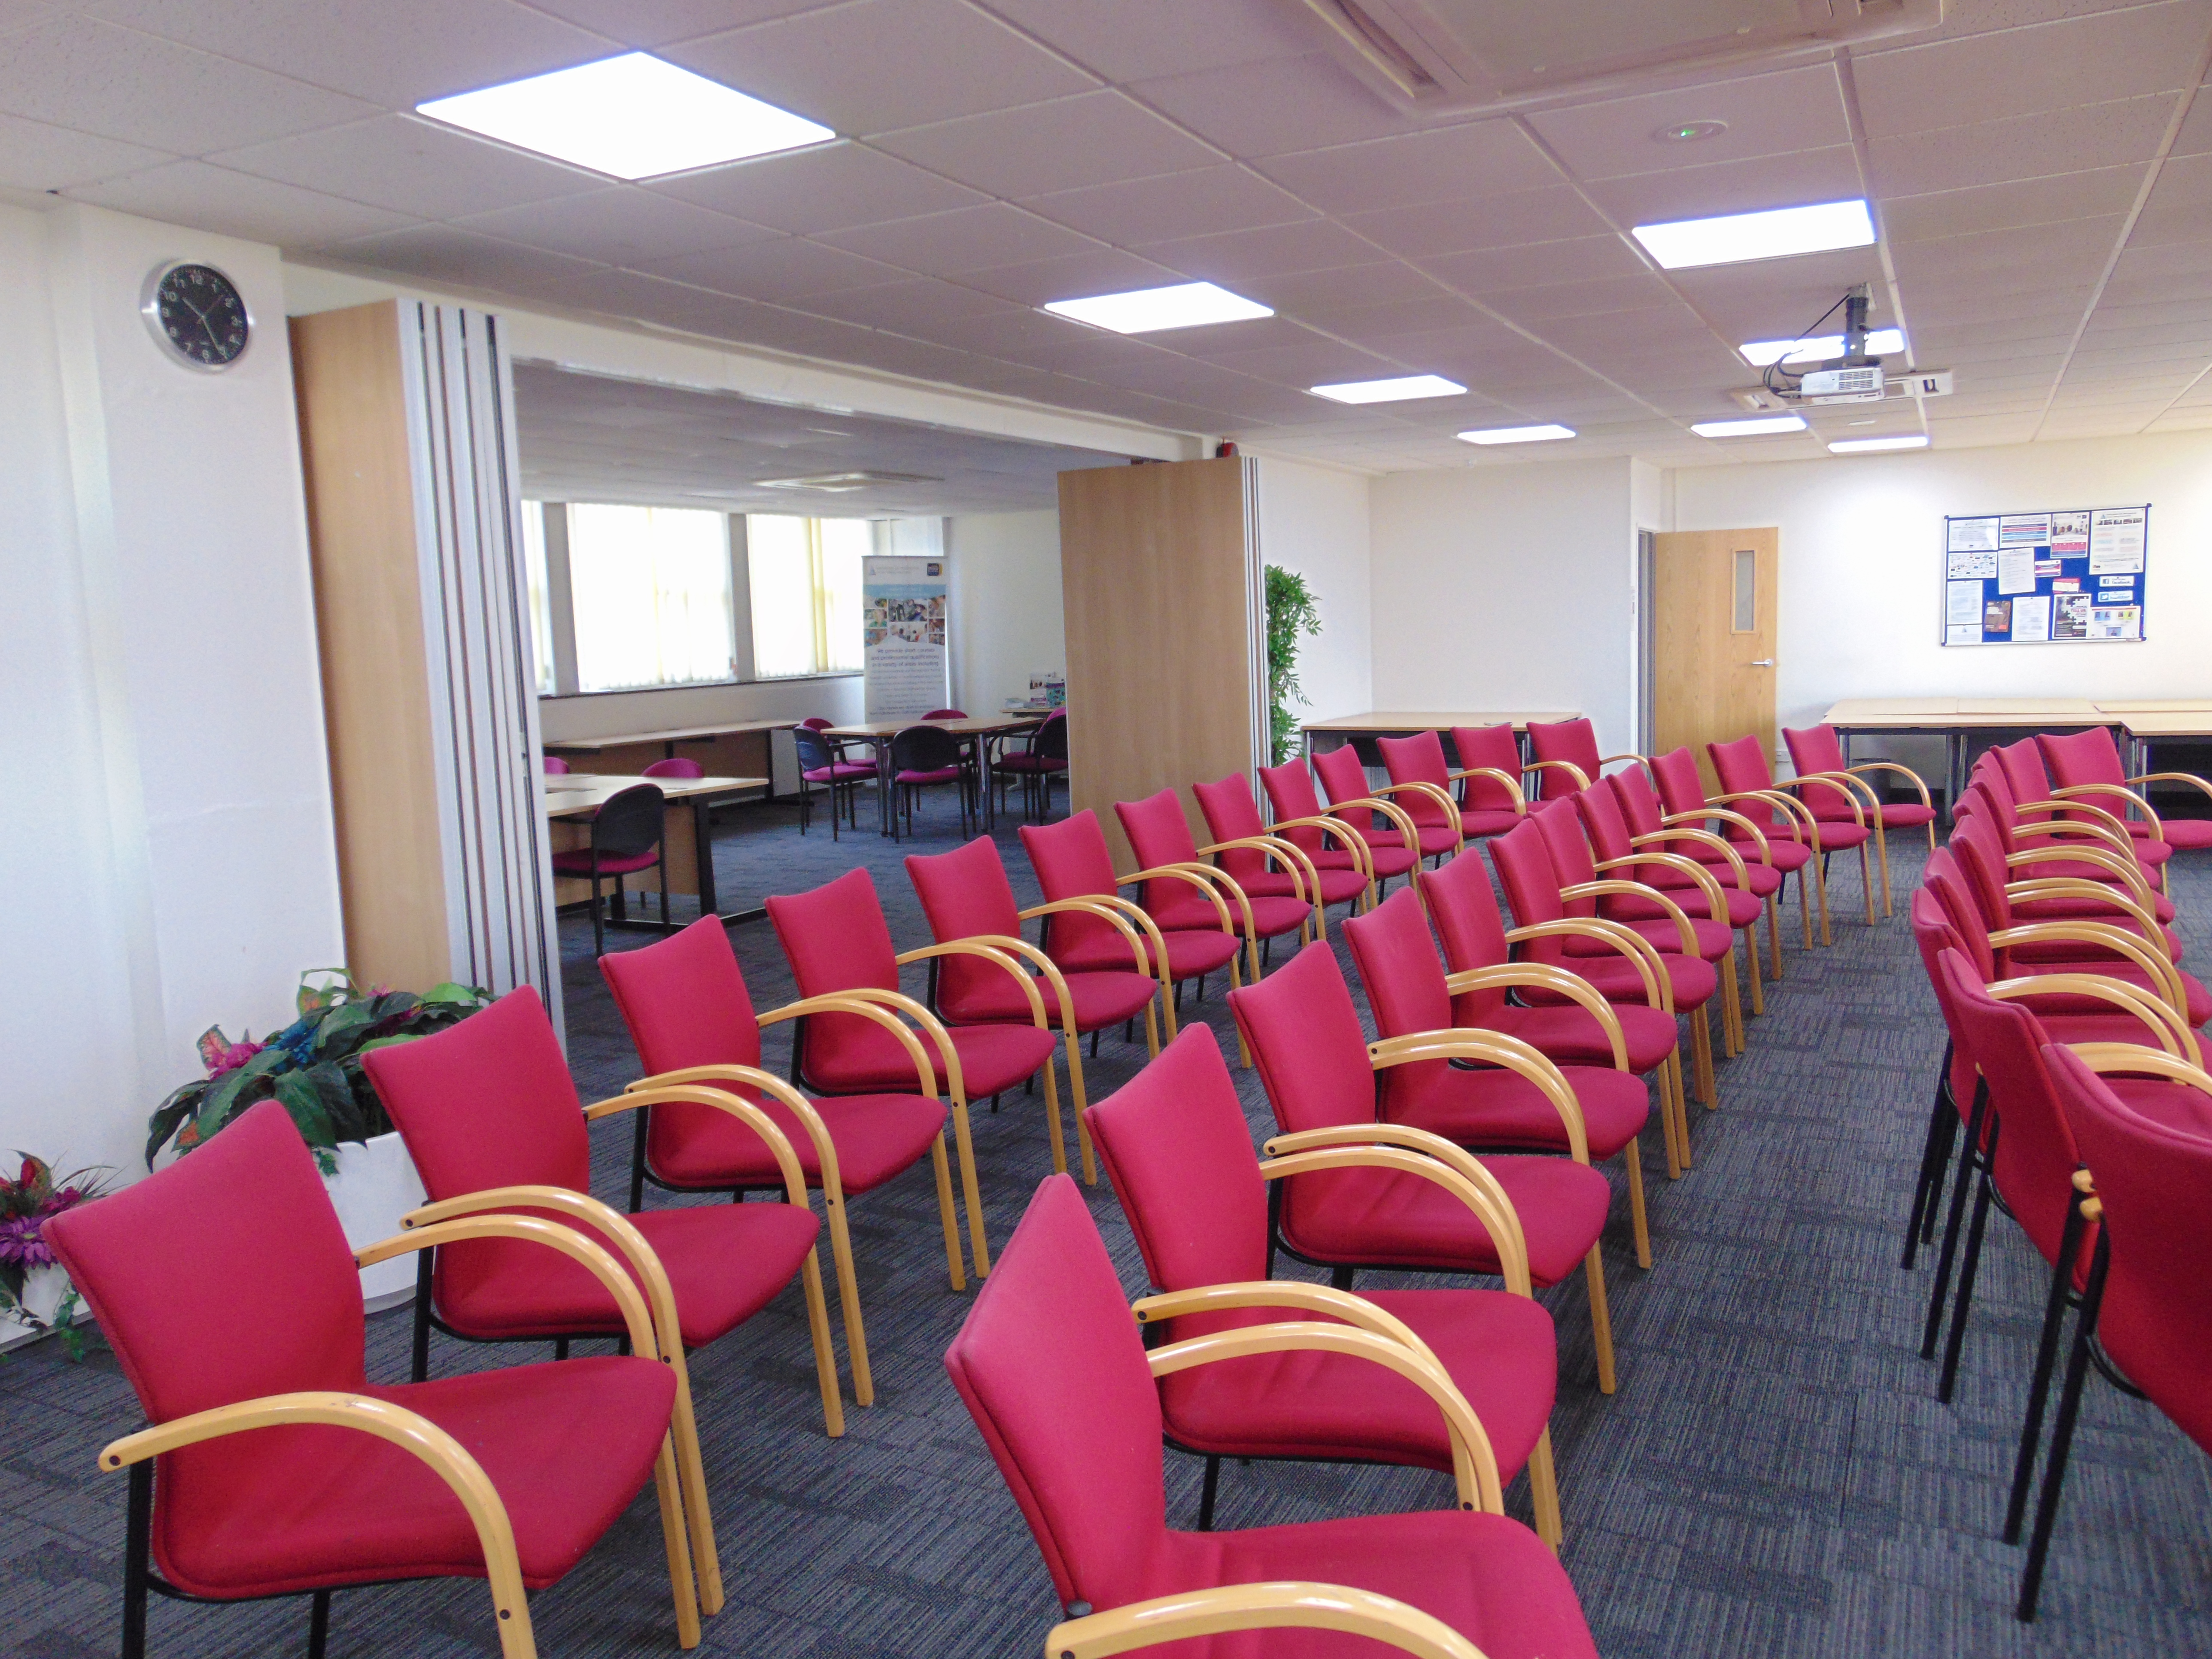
[993,707,1068,823]
[1193,772,1368,932]
[1606,763,1786,973]
[1492,817,1720,1129]
[2020,1043,2212,1620]
[1085,1024,1565,1545]
[1229,941,1621,1395]
[1447,723,1532,841]
[1579,775,1769,1003]
[1260,758,1412,897]
[1650,744,1817,953]
[600,916,967,1409]
[1990,738,2172,887]
[1784,723,1936,916]
[1345,887,1653,1268]
[1711,732,1874,937]
[1313,743,1440,872]
[792,723,871,839]
[44,1101,701,1659]
[2039,724,2212,852]
[1527,717,1638,801]
[364,987,839,1583]
[924,708,966,719]
[945,1172,1598,1657]
[907,834,1164,1174]
[766,868,1061,1272]
[1118,787,1310,976]
[1960,766,2172,918]
[642,756,706,780]
[1374,731,1468,860]
[542,754,570,774]
[1950,806,2182,969]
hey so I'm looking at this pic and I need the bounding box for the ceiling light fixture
[1654,119,1728,143]
[1632,199,1875,270]
[1043,282,1272,334]
[417,53,834,180]
[1740,328,1904,368]
[1310,374,1468,404]
[755,469,942,492]
[1690,414,1807,438]
[1457,424,1576,445]
[1827,434,1929,453]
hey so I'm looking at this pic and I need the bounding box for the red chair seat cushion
[1412,824,1458,856]
[1340,824,1419,878]
[1456,808,1523,839]
[1816,801,1936,831]
[895,765,963,785]
[1382,1062,1649,1159]
[1723,832,1811,872]
[1603,883,1762,930]
[549,848,659,876]
[436,1201,819,1351]
[156,1355,674,1598]
[803,763,874,782]
[808,1016,1056,1099]
[1672,850,1783,897]
[941,967,1158,1033]
[1152,890,1312,941]
[1564,914,1735,962]
[1157,1285,1555,1479]
[1477,1001,1680,1073]
[2104,1075,2212,1137]
[648,1091,947,1195]
[2158,817,2212,850]
[2003,959,2211,1025]
[1054,925,1241,983]
[2013,890,2179,928]
[1519,951,1717,1012]
[1237,866,1367,906]
[1279,1155,1610,1286]
[1800,820,1870,851]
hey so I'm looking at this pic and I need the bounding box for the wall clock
[140,260,252,371]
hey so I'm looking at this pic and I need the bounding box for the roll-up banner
[862,556,949,720]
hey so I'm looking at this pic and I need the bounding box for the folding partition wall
[1058,455,1266,866]
[291,299,560,1029]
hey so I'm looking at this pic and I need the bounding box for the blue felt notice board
[1941,505,2148,646]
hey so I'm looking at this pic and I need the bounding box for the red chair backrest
[765,869,908,1079]
[599,915,772,1158]
[1342,887,1453,1118]
[1020,810,1124,963]
[1257,760,1330,860]
[2045,1043,2212,1450]
[1191,774,1270,884]
[1922,848,1999,980]
[1947,810,2020,934]
[1376,732,1451,828]
[1490,819,1568,966]
[1707,733,1775,797]
[1310,744,1371,809]
[907,836,1029,1009]
[543,754,571,774]
[2037,727,2127,790]
[1528,718,1599,799]
[1578,772,1669,887]
[1115,789,1205,915]
[1449,724,1524,812]
[1420,838,1514,1025]
[1994,738,2054,805]
[1606,764,1669,842]
[1648,746,1710,817]
[1227,940,1378,1134]
[801,717,834,729]
[1909,891,1982,1109]
[942,1174,1170,1612]
[1781,725,1856,817]
[924,708,966,720]
[1532,797,1601,917]
[1084,1025,1270,1296]
[643,757,706,779]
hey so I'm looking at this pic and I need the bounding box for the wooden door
[1651,528,1778,793]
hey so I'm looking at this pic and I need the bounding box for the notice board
[1942,506,2148,646]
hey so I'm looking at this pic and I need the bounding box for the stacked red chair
[1649,745,1818,952]
[1783,722,1938,915]
[1260,757,1416,901]
[1313,744,1447,871]
[1449,723,1534,841]
[1373,730,1469,859]
[1606,760,1788,975]
[1710,732,1875,936]
[1117,787,1310,976]
[1193,771,1368,932]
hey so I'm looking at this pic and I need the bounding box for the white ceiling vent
[1299,0,1944,115]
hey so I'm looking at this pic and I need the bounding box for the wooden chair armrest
[1443,966,1630,1071]
[756,992,949,1103]
[2128,771,2212,806]
[1626,827,1751,886]
[1264,814,1374,878]
[1020,896,1163,981]
[1045,1583,1487,1659]
[585,1086,811,1205]
[1662,807,1773,861]
[1523,759,1590,790]
[1989,977,2197,1064]
[2065,1042,2212,1090]
[1258,1131,1530,1297]
[1198,836,1316,905]
[898,939,1051,1029]
[1120,864,1240,936]
[1561,879,1696,953]
[2002,879,2161,937]
[1594,852,1730,918]
[1989,923,2185,1011]
[1132,1282,1440,1370]
[1373,781,1464,842]
[1333,795,1423,846]
[1447,767,1526,811]
[2023,794,2136,839]
[1598,753,1646,772]
[965,933,1086,1038]
[1781,772,1871,823]
[2051,783,2163,836]
[1147,1322,1497,1515]
[1847,760,1933,809]
[1369,1029,1589,1161]
[2003,843,2153,901]
[1503,921,1671,1011]
[620,1066,852,1198]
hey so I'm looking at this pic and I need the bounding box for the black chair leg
[1089,1029,1099,1059]
[1921,1085,1989,1358]
[1330,1265,1356,1290]
[1903,1057,1957,1268]
[1197,1455,1221,1531]
[1938,1121,2002,1403]
[307,1590,332,1659]
[2005,1198,2088,1543]
[410,1252,434,1382]
[658,850,670,932]
[554,1337,570,1360]
[2018,1243,2109,1622]
[589,871,606,956]
[122,1460,152,1659]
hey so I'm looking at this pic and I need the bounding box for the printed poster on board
[863,556,950,721]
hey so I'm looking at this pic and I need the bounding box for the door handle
[1749,659,1774,668]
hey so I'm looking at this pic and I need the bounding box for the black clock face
[150,263,250,368]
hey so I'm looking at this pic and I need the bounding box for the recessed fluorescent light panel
[1043,282,1272,334]
[417,53,833,180]
[1457,424,1576,445]
[1828,434,1929,453]
[1690,415,1808,438]
[1740,328,1905,368]
[1632,199,1875,270]
[1310,374,1467,404]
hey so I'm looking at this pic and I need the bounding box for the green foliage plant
[1265,563,1323,767]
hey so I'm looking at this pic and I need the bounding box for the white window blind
[519,501,555,695]
[747,514,866,677]
[565,504,735,692]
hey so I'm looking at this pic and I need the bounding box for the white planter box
[324,1130,428,1313]
[0,1263,76,1352]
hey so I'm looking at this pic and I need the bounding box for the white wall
[947,509,1063,715]
[1256,456,1373,739]
[1369,457,1639,754]
[1671,431,2212,740]
[3,203,344,1178]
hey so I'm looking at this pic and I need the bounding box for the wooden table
[544,772,768,925]
[1823,699,2116,819]
[2115,708,2212,775]
[1300,710,1582,767]
[544,719,793,797]
[824,715,1045,834]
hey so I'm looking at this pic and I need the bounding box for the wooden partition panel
[1652,527,1779,794]
[1060,456,1263,867]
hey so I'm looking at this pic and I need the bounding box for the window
[519,502,555,694]
[564,504,735,692]
[747,514,866,678]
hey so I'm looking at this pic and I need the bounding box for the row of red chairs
[1904,728,2209,1622]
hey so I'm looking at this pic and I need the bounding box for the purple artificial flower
[206,1039,265,1078]
[0,1214,54,1269]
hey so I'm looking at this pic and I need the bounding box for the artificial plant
[1264,563,1323,766]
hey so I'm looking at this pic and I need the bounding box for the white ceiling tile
[517,265,857,345]
[1024,164,1314,245]
[790,278,1025,332]
[972,0,1314,83]
[1133,218,1382,283]
[2127,151,2212,244]
[519,0,837,49]
[1882,166,2149,241]
[640,236,912,301]
[1415,235,1650,294]
[1196,339,1420,387]
[1124,54,1414,159]
[1869,94,2179,195]
[76,0,618,106]
[1581,145,1866,227]
[450,187,778,263]
[0,14,376,151]
[1239,261,1442,312]
[815,202,1099,275]
[318,223,606,291]
[1528,63,1850,179]
[1855,3,2210,139]
[873,91,1221,198]
[1342,187,1613,258]
[952,248,1185,306]
[0,3,59,34]
[1896,220,2123,280]
[649,142,986,234]
[212,113,605,219]
[1481,273,1682,327]
[1288,294,1504,344]
[68,160,416,246]
[666,0,1096,136]
[0,111,172,191]
[1253,121,1560,214]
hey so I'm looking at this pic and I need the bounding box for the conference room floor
[3,797,2208,1659]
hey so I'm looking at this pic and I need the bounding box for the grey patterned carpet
[5,790,2208,1659]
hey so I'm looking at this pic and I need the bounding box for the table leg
[693,795,717,920]
[878,741,894,837]
[1838,727,1854,769]
[1946,732,1964,825]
